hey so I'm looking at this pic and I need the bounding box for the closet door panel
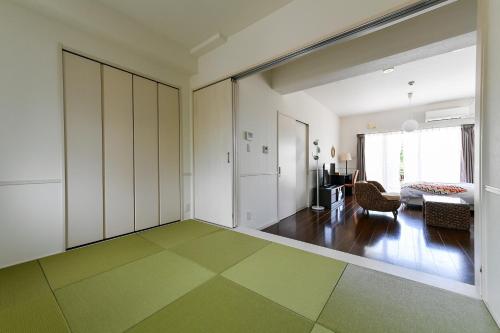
[63,52,103,247]
[158,84,181,224]
[133,76,159,230]
[102,66,134,238]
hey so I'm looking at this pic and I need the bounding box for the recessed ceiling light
[382,67,395,74]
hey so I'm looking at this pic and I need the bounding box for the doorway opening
[234,0,480,290]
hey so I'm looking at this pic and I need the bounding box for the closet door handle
[278,166,281,177]
[227,152,230,163]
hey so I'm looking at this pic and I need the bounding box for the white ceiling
[94,0,293,49]
[304,46,476,117]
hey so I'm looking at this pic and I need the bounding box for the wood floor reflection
[263,197,475,285]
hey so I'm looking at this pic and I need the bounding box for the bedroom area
[335,46,476,284]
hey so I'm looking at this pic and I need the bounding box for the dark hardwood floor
[263,196,475,285]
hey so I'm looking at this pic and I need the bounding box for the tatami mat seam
[135,224,224,248]
[314,262,349,330]
[121,242,320,332]
[205,239,273,271]
[42,222,224,292]
[121,275,220,332]
[45,248,167,291]
[36,260,73,333]
[35,221,347,333]
[123,274,317,333]
[217,275,317,325]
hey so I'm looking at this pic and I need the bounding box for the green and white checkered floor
[1,220,498,333]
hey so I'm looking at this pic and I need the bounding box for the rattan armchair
[354,181,401,219]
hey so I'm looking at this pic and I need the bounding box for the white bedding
[400,182,474,209]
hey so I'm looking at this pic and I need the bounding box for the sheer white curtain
[365,132,402,192]
[402,126,461,183]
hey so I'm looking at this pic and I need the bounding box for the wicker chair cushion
[381,192,401,201]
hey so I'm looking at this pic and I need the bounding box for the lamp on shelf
[340,152,352,175]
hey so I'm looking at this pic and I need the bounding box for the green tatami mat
[171,230,269,272]
[222,243,346,321]
[318,265,500,333]
[40,234,163,290]
[0,261,69,332]
[126,276,313,333]
[311,324,335,333]
[139,219,222,249]
[55,251,214,333]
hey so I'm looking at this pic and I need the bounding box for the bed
[400,182,474,209]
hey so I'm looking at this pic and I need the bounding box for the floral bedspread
[402,183,467,195]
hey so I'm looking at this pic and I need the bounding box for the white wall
[338,98,475,172]
[13,0,197,73]
[237,73,339,229]
[0,1,193,268]
[192,0,420,88]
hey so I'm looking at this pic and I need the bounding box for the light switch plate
[244,131,254,141]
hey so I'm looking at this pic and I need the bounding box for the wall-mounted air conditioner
[424,106,473,122]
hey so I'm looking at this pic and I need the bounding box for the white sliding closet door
[133,76,159,230]
[193,79,234,228]
[63,52,103,247]
[278,113,297,220]
[158,84,181,224]
[102,66,134,238]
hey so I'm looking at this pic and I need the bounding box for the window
[365,126,462,192]
[402,126,461,183]
[365,132,402,192]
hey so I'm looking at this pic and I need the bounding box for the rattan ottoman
[423,195,470,230]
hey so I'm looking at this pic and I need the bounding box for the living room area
[238,0,478,286]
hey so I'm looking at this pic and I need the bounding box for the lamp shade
[402,119,419,132]
[340,152,352,161]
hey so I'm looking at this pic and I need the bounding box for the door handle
[278,166,281,177]
[227,152,230,163]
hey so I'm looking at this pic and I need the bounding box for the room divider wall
[63,51,181,248]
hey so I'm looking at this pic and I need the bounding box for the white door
[193,79,234,228]
[479,0,500,325]
[296,121,308,211]
[278,113,297,220]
